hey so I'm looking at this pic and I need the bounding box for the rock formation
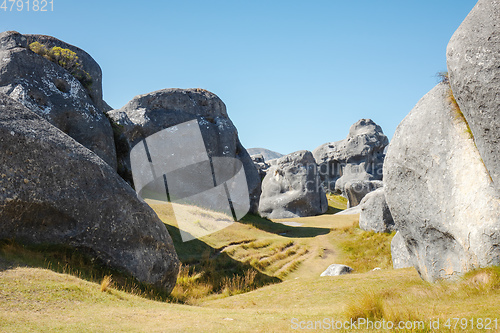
[0,93,180,291]
[258,150,328,219]
[250,154,270,180]
[0,31,116,169]
[107,88,261,213]
[313,119,388,206]
[391,232,412,269]
[447,0,500,193]
[384,83,500,282]
[358,187,395,233]
[343,179,383,209]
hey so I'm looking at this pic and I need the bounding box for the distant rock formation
[258,150,327,219]
[384,83,500,282]
[107,88,261,213]
[358,187,395,233]
[0,31,116,169]
[447,0,500,193]
[0,93,179,291]
[313,119,388,206]
[250,154,270,180]
[247,148,283,162]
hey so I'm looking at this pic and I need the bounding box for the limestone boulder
[107,88,261,213]
[0,93,179,292]
[258,150,328,219]
[447,0,500,193]
[320,264,353,276]
[344,179,383,209]
[384,83,500,282]
[251,154,270,180]
[359,187,395,233]
[391,232,413,269]
[0,31,116,169]
[313,119,388,197]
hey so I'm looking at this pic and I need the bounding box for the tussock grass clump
[100,275,112,292]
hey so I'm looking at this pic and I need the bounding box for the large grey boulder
[247,148,283,161]
[447,0,500,193]
[384,83,500,282]
[320,264,353,276]
[359,187,394,233]
[107,88,261,213]
[391,232,412,269]
[313,119,388,201]
[344,179,383,209]
[0,94,179,292]
[258,150,328,219]
[0,31,116,169]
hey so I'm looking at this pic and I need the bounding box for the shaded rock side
[251,154,270,180]
[247,148,284,161]
[359,187,395,233]
[447,0,500,193]
[258,150,328,219]
[384,83,500,282]
[0,31,116,169]
[344,179,383,208]
[107,88,261,213]
[0,94,179,292]
[313,119,388,197]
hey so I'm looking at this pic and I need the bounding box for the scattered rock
[391,232,413,269]
[447,0,500,193]
[334,206,361,215]
[320,264,353,276]
[384,83,500,281]
[313,119,388,197]
[0,31,116,169]
[258,150,328,219]
[359,187,395,233]
[107,88,261,213]
[0,93,179,292]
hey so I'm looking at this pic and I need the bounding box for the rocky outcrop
[384,83,500,282]
[107,88,261,213]
[0,31,116,169]
[391,232,412,269]
[0,94,179,291]
[313,119,388,204]
[320,264,353,276]
[258,150,328,219]
[447,0,500,193]
[359,187,394,233]
[247,148,283,162]
[251,154,270,180]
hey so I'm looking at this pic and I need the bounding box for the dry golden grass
[100,275,112,292]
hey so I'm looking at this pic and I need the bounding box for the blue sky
[1,0,477,155]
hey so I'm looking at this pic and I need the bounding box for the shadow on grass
[239,213,330,238]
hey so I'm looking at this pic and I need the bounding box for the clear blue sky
[1,0,477,155]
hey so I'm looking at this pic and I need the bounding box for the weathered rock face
[0,31,116,169]
[0,94,179,292]
[344,179,383,209]
[107,88,261,213]
[251,154,270,180]
[384,83,500,282]
[359,187,394,233]
[320,264,353,277]
[258,150,328,219]
[391,232,412,269]
[447,0,500,193]
[313,119,388,201]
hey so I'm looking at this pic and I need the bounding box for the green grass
[2,199,500,332]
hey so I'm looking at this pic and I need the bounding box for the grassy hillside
[1,196,500,332]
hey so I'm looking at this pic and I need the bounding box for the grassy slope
[1,195,500,332]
